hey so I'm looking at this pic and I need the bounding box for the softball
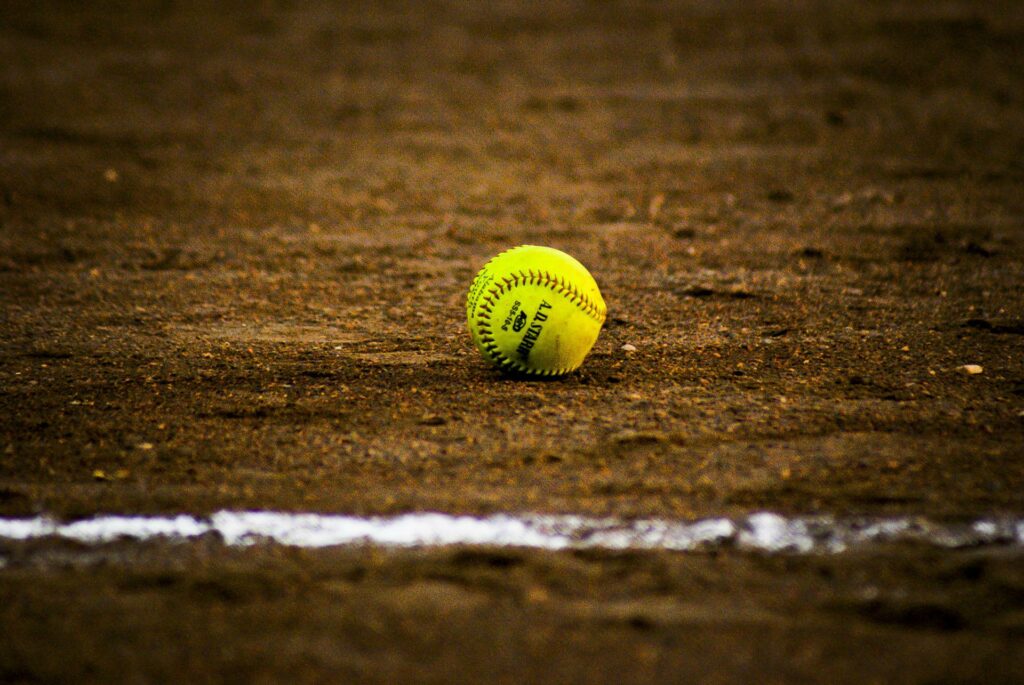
[466,245,607,376]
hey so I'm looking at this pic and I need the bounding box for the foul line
[1,511,1023,553]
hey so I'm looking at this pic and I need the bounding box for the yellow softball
[466,245,607,376]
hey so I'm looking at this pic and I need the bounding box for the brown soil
[2,1,1024,682]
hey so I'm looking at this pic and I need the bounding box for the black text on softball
[516,301,553,360]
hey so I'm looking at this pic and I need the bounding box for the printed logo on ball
[516,300,553,361]
[501,300,522,332]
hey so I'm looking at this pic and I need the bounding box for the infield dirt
[2,1,1024,682]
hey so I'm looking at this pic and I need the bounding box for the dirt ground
[2,0,1024,682]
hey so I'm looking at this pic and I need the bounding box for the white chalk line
[1,512,1023,553]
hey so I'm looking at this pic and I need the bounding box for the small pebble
[959,364,983,375]
[621,343,637,352]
